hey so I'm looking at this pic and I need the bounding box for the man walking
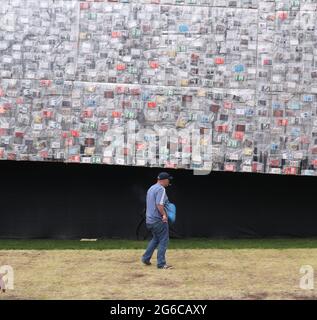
[141,172,174,269]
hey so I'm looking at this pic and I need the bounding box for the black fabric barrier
[1,160,317,239]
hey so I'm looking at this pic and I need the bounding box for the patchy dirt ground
[0,249,317,300]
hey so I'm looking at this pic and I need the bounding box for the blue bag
[165,202,176,224]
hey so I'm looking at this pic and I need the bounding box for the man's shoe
[142,259,152,266]
[158,264,174,269]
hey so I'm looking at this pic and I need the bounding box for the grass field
[1,239,317,300]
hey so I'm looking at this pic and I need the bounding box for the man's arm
[155,187,168,223]
[157,204,168,223]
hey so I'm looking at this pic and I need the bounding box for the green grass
[1,238,317,250]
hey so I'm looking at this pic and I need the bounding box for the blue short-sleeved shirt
[146,183,168,224]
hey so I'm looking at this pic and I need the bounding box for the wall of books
[1,0,317,175]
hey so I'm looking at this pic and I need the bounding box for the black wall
[1,160,317,239]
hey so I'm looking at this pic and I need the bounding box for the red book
[149,61,159,69]
[71,130,80,137]
[215,57,225,65]
[116,64,126,71]
[148,101,157,108]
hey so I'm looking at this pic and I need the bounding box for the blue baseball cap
[157,172,173,181]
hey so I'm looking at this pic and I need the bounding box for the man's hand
[157,204,168,223]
